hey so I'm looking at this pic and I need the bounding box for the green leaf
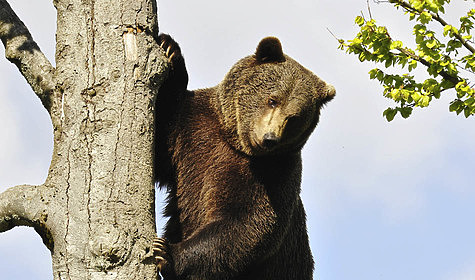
[369,68,381,80]
[385,58,393,68]
[411,0,424,10]
[402,89,411,101]
[464,107,472,118]
[390,88,401,100]
[355,16,365,27]
[449,100,464,114]
[426,39,437,49]
[419,12,432,24]
[359,52,366,62]
[383,108,397,122]
[443,25,452,36]
[408,60,418,71]
[350,38,363,45]
[390,40,403,50]
[440,79,454,89]
[412,92,422,103]
[400,107,413,119]
[464,97,475,107]
[421,96,430,107]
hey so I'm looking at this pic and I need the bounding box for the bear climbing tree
[0,0,167,279]
[152,35,335,279]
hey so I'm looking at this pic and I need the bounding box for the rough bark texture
[0,0,167,279]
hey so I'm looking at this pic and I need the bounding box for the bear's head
[212,37,335,156]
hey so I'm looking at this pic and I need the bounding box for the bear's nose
[262,132,280,148]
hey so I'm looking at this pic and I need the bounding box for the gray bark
[0,0,167,279]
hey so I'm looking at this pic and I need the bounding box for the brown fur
[153,34,335,280]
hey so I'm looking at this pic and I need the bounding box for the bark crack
[127,80,138,185]
[84,99,94,277]
[83,4,96,277]
[110,103,123,205]
[86,0,97,89]
[64,143,72,280]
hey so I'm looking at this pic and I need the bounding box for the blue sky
[1,0,475,279]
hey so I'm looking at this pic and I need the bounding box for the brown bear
[153,34,335,280]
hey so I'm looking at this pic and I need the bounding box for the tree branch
[0,184,53,250]
[367,0,373,20]
[390,0,475,54]
[0,0,55,112]
[431,12,475,54]
[395,46,460,85]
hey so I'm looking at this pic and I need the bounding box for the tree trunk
[0,0,167,279]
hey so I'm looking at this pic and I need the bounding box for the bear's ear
[319,84,336,106]
[255,37,286,64]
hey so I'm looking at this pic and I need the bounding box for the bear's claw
[158,34,182,64]
[153,238,172,268]
[157,33,189,92]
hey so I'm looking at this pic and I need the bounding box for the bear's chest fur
[166,89,301,242]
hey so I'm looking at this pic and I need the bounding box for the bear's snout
[262,132,280,148]
[251,107,287,152]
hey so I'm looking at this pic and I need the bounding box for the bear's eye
[267,98,278,108]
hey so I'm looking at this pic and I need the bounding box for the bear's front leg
[160,216,286,279]
[153,35,189,277]
[154,34,189,184]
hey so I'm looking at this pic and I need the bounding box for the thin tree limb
[431,12,475,54]
[395,47,460,84]
[389,0,475,54]
[367,0,373,20]
[0,0,55,112]
[0,184,53,250]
